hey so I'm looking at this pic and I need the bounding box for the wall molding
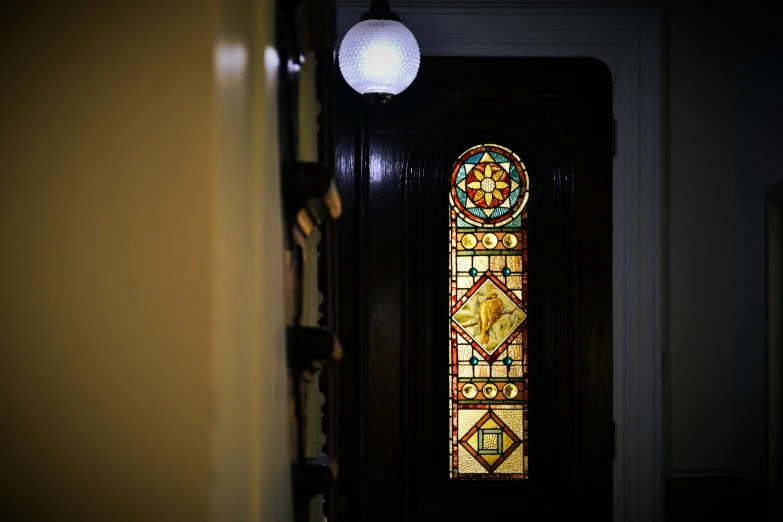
[336,4,664,521]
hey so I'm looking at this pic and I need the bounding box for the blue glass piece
[508,215,522,228]
[468,208,487,218]
[509,188,519,206]
[469,267,478,277]
[456,216,472,228]
[456,165,468,183]
[510,165,521,182]
[490,151,507,162]
[467,152,484,163]
[503,356,513,366]
[457,188,467,205]
[469,356,479,366]
[502,267,511,276]
[491,207,508,218]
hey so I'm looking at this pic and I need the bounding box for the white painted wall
[667,3,783,478]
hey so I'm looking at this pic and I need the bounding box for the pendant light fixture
[337,0,420,105]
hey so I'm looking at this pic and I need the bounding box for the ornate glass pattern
[449,144,529,479]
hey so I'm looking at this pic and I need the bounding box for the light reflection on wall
[215,43,247,80]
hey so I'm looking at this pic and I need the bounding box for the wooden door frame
[335,3,664,521]
[767,180,783,519]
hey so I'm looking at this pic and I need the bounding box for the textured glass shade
[338,20,420,97]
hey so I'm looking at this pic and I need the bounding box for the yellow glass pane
[482,418,500,430]
[473,255,489,272]
[506,275,523,289]
[462,383,478,399]
[483,432,498,449]
[509,364,523,377]
[467,432,479,451]
[461,233,478,249]
[483,454,501,466]
[458,409,487,439]
[458,364,474,378]
[503,233,519,249]
[495,445,523,474]
[482,383,498,399]
[458,445,487,474]
[502,383,519,399]
[482,233,498,249]
[490,256,506,271]
[508,345,523,359]
[495,409,523,434]
[507,255,523,272]
[491,362,507,377]
[457,276,474,289]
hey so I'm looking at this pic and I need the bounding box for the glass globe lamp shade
[338,19,420,104]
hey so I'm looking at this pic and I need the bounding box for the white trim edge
[337,5,664,522]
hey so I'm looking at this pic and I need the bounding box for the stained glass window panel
[449,144,529,479]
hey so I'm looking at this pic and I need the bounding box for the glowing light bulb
[338,16,420,104]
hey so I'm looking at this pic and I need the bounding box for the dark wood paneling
[276,1,343,521]
[666,474,768,521]
[335,56,612,521]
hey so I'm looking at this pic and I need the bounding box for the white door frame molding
[336,4,664,521]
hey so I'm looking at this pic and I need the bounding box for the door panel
[334,57,613,521]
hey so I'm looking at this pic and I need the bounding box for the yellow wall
[0,1,291,521]
[212,0,293,521]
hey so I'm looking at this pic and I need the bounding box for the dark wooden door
[333,57,613,521]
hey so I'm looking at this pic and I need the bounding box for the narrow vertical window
[449,144,529,479]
